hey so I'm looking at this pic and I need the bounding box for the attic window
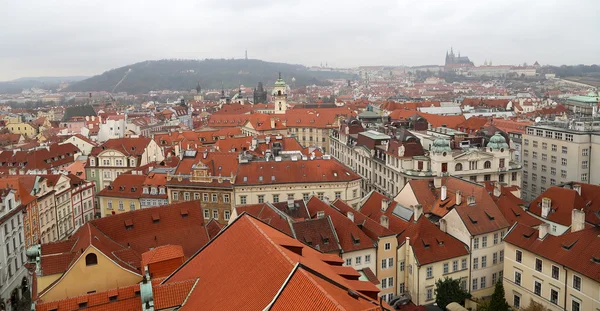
[561,239,578,250]
[152,213,160,223]
[259,176,263,182]
[421,239,430,248]
[468,215,478,224]
[109,295,118,302]
[436,238,444,246]
[78,302,88,309]
[180,209,189,218]
[271,176,276,181]
[484,211,495,221]
[124,219,134,230]
[131,187,136,192]
[243,176,247,182]
[592,256,600,264]
[351,233,360,245]
[522,231,534,238]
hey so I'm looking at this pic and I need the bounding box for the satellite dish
[535,117,541,123]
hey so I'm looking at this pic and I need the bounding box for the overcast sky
[1,0,598,81]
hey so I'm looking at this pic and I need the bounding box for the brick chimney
[434,177,442,188]
[441,186,447,200]
[571,209,585,233]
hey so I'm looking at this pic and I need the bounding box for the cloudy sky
[1,0,598,81]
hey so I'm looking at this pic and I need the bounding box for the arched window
[85,253,98,266]
[484,161,491,169]
[277,90,282,96]
[455,163,463,171]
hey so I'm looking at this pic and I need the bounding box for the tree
[434,277,471,309]
[488,280,510,311]
[520,299,550,311]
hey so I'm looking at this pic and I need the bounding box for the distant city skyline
[1,0,598,81]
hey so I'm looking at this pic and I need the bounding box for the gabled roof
[35,278,196,311]
[306,197,375,253]
[163,214,383,310]
[235,159,360,186]
[141,245,185,267]
[332,199,396,241]
[90,137,152,157]
[529,184,600,226]
[358,191,411,233]
[505,223,600,282]
[97,174,146,199]
[234,202,295,236]
[292,217,342,254]
[398,217,469,265]
[91,201,210,258]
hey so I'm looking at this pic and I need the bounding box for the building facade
[521,120,600,201]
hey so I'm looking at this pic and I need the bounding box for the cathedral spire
[278,71,282,79]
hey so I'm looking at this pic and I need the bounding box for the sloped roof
[163,214,382,310]
[35,279,196,311]
[235,159,360,186]
[398,217,469,265]
[505,223,600,283]
[306,197,374,253]
[529,184,600,226]
[90,137,152,157]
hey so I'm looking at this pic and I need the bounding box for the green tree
[488,280,510,311]
[434,277,471,309]
[520,299,550,311]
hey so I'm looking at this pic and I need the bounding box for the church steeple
[195,82,201,94]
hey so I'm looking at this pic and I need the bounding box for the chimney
[380,215,389,229]
[413,204,423,222]
[571,209,585,233]
[538,222,549,240]
[573,184,582,196]
[381,199,389,212]
[493,182,501,197]
[439,218,447,233]
[347,211,354,222]
[434,177,442,188]
[270,118,276,129]
[541,198,551,218]
[441,186,447,200]
[456,190,462,205]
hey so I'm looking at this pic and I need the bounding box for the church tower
[272,72,288,114]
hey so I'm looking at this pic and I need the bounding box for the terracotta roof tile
[164,214,381,310]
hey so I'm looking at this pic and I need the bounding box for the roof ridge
[246,216,297,267]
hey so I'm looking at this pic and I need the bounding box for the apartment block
[521,119,600,201]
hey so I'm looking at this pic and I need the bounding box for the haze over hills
[63,59,356,94]
[0,76,89,94]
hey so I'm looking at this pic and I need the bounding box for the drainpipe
[563,266,568,311]
[468,237,473,295]
[405,237,410,295]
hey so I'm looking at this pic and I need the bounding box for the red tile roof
[90,137,152,157]
[505,223,600,282]
[529,184,600,226]
[292,217,342,253]
[163,214,382,310]
[234,203,295,236]
[141,245,184,266]
[306,197,375,253]
[357,191,411,234]
[35,279,196,311]
[235,159,360,186]
[96,174,146,199]
[91,201,210,258]
[398,217,469,265]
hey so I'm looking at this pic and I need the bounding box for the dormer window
[159,188,165,194]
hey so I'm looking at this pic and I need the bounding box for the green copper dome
[487,133,509,150]
[274,78,286,87]
[431,137,451,154]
